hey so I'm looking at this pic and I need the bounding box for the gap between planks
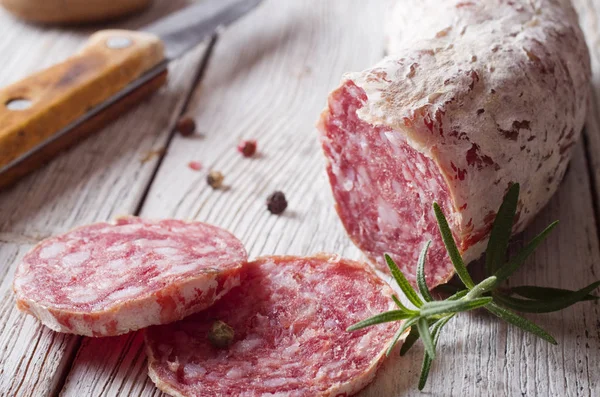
[132,34,219,217]
[57,0,389,395]
[0,2,215,396]
[52,35,221,397]
[4,0,600,396]
[59,0,599,396]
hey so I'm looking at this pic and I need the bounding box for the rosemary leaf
[419,297,492,317]
[417,241,434,302]
[385,254,423,308]
[418,315,453,390]
[492,281,600,313]
[346,186,599,390]
[417,318,436,359]
[399,326,420,356]
[418,350,434,391]
[447,289,469,301]
[493,221,558,285]
[509,285,599,301]
[391,294,418,314]
[346,310,412,332]
[400,318,439,356]
[417,317,435,359]
[485,183,519,275]
[485,302,557,344]
[464,276,497,300]
[386,317,420,356]
[433,203,475,289]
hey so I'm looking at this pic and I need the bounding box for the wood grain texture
[0,0,192,237]
[0,243,81,397]
[0,0,209,394]
[371,142,600,396]
[573,0,600,222]
[5,0,600,396]
[64,1,600,396]
[59,0,391,395]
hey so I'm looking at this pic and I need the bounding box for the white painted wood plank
[0,1,211,395]
[0,0,197,237]
[60,0,391,395]
[61,0,600,396]
[0,0,188,87]
[0,243,83,397]
[573,0,600,209]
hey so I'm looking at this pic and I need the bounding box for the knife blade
[145,0,263,60]
[0,0,263,189]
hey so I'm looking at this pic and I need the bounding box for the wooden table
[0,1,598,396]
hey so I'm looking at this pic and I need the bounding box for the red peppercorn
[237,140,257,157]
[188,161,202,171]
[266,191,287,215]
[176,116,196,136]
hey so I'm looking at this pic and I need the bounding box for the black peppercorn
[266,191,287,215]
[176,116,196,136]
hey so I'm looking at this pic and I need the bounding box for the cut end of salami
[145,255,398,397]
[318,0,590,288]
[319,81,458,286]
[13,217,247,337]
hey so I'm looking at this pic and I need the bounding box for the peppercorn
[207,170,224,189]
[208,320,235,348]
[266,191,287,215]
[176,116,196,136]
[237,140,257,157]
[188,161,202,171]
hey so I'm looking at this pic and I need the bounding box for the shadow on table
[64,330,155,393]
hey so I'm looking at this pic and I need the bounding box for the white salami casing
[318,0,590,287]
[145,255,397,397]
[13,217,247,337]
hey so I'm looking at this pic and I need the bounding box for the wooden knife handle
[0,69,168,190]
[0,29,165,171]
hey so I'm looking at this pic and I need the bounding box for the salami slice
[145,255,397,397]
[318,0,590,287]
[13,217,247,337]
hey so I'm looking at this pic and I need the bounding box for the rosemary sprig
[347,183,600,390]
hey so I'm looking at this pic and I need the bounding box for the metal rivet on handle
[6,98,32,111]
[106,37,133,49]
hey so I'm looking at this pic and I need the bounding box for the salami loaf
[145,255,397,397]
[318,0,590,287]
[13,217,247,337]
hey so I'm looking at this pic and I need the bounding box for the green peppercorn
[208,320,235,348]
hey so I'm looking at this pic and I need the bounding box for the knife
[0,0,263,189]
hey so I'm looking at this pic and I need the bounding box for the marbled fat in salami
[145,255,397,397]
[318,0,590,287]
[13,217,247,337]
